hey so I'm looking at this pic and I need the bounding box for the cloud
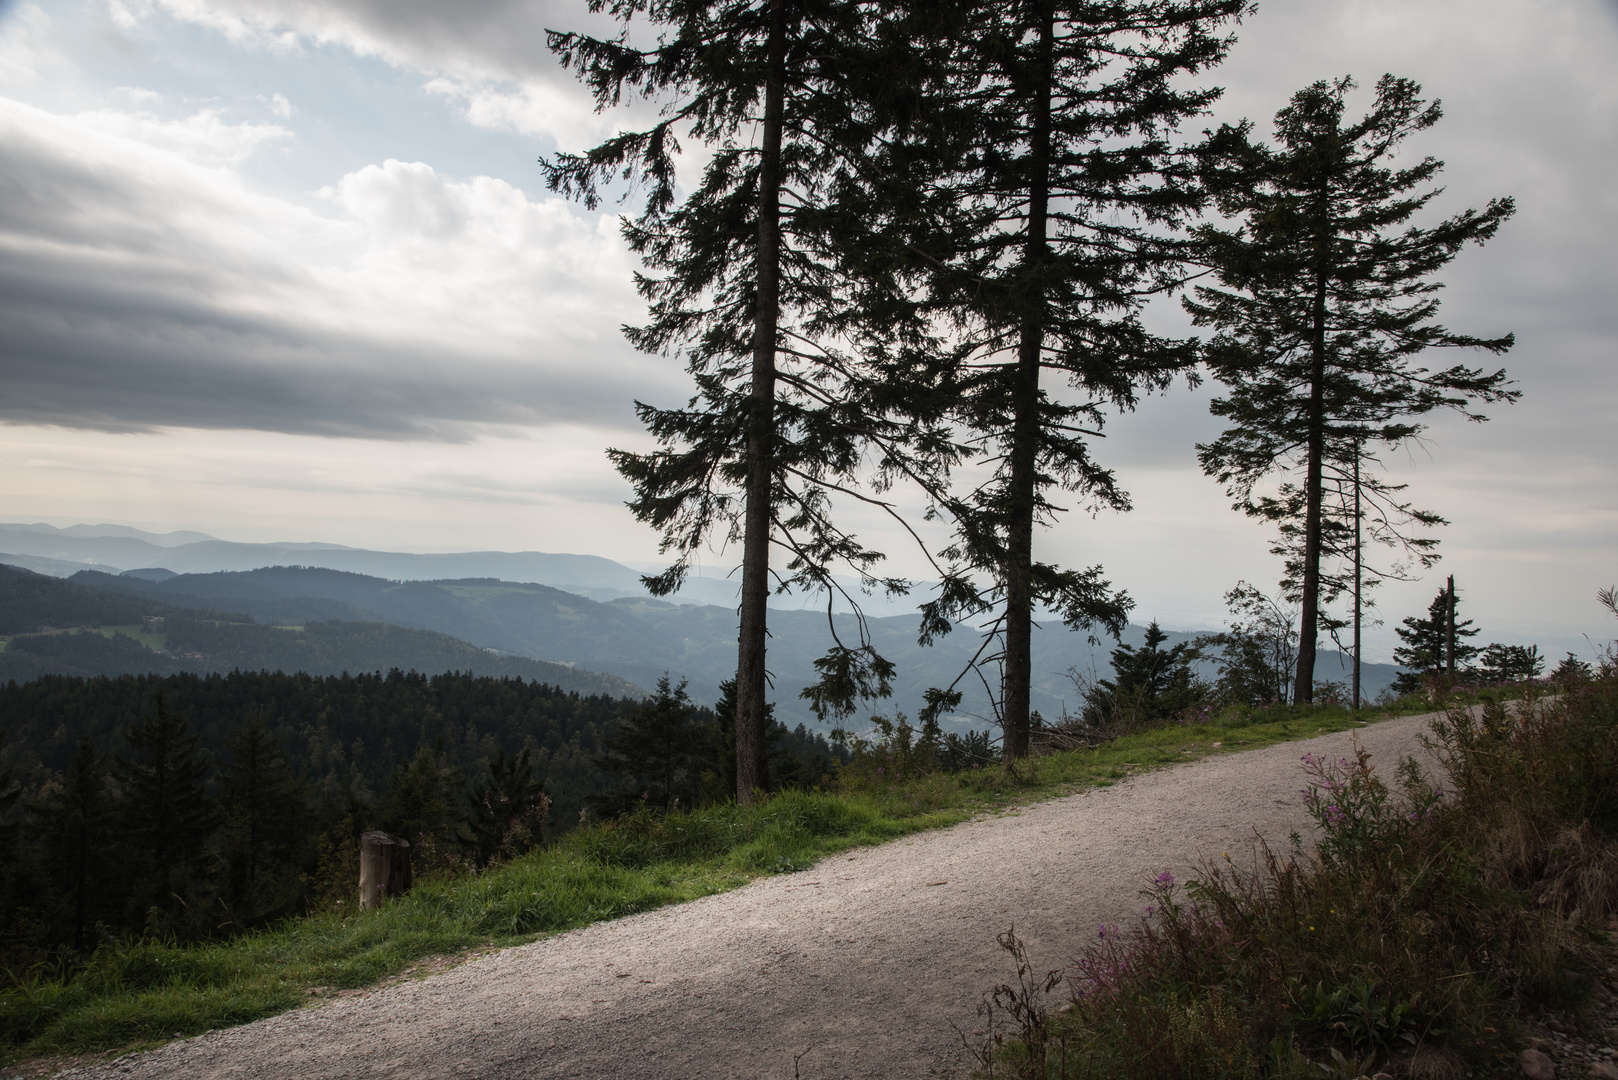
[127,0,631,149]
[0,3,73,89]
[0,95,669,439]
[73,104,291,165]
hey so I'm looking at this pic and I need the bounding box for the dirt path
[60,713,1442,1080]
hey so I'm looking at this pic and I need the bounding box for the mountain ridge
[55,563,1405,730]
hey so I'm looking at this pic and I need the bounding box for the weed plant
[975,670,1618,1079]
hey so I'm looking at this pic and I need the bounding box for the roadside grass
[0,690,1464,1065]
[971,674,1618,1079]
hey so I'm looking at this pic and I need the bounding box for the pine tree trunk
[1002,8,1054,763]
[1351,441,1362,711]
[1294,261,1328,704]
[1445,575,1456,676]
[735,0,786,803]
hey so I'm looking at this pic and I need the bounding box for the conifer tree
[544,0,957,802]
[218,710,303,925]
[36,737,115,951]
[1553,652,1593,685]
[1391,586,1480,694]
[874,0,1245,759]
[465,748,548,866]
[1081,621,1203,731]
[382,743,461,849]
[0,732,18,953]
[594,675,710,814]
[1476,643,1543,684]
[1187,75,1517,703]
[0,731,17,888]
[709,676,822,794]
[115,690,215,932]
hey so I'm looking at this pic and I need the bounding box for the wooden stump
[358,831,413,910]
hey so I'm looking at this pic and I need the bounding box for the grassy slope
[0,699,1431,1065]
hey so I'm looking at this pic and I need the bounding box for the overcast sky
[0,0,1614,663]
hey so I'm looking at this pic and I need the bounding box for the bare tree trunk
[1351,439,1362,711]
[1445,574,1456,677]
[1294,263,1328,704]
[1002,7,1054,763]
[735,0,786,803]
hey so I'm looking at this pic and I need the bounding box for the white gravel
[59,712,1442,1080]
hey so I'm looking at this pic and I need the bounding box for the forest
[0,668,839,964]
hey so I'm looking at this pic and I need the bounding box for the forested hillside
[0,667,842,963]
[0,565,642,698]
[0,564,241,634]
[0,669,629,824]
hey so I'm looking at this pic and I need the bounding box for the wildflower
[1154,871,1175,887]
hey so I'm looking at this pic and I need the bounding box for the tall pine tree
[217,710,303,926]
[545,0,958,801]
[872,0,1245,758]
[115,691,215,934]
[36,737,116,951]
[1187,75,1516,702]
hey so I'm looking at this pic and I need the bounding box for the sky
[0,0,1614,663]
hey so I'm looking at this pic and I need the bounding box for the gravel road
[61,712,1442,1080]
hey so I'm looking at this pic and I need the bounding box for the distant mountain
[64,564,1406,730]
[0,523,911,613]
[0,564,643,699]
[4,522,218,547]
[0,523,653,599]
[0,551,126,577]
[121,567,179,581]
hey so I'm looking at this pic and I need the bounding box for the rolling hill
[0,565,643,699]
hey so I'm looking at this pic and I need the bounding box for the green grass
[0,625,168,652]
[0,695,1442,1065]
[94,625,167,651]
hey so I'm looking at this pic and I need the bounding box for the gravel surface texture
[57,713,1441,1080]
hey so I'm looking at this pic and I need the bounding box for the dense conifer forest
[0,668,840,965]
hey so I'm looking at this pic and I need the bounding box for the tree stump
[358,831,412,909]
